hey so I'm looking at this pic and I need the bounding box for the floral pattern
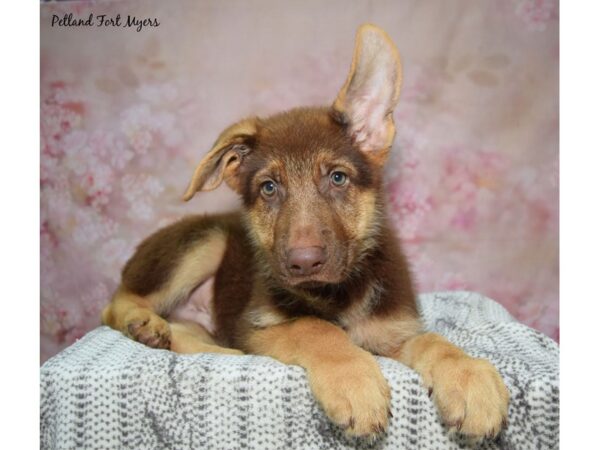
[40,0,559,362]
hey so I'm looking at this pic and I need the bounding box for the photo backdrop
[40,0,559,362]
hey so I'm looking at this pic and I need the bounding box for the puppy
[102,24,509,440]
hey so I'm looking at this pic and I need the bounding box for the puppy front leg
[169,320,243,355]
[391,332,509,439]
[247,317,391,438]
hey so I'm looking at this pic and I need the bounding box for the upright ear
[182,118,258,201]
[332,24,402,165]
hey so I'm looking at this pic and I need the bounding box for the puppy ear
[182,118,257,201]
[332,24,402,165]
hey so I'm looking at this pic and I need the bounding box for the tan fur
[244,306,287,329]
[391,333,510,438]
[353,190,378,243]
[243,283,290,329]
[150,229,227,315]
[246,317,391,437]
[246,204,276,251]
[170,320,242,355]
[102,288,172,349]
[348,314,423,355]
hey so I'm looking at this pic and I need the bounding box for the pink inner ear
[348,94,390,153]
[336,26,401,154]
[343,46,399,153]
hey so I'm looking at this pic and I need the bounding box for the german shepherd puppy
[102,24,509,440]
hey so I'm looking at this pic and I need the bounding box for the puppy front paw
[124,310,171,349]
[429,356,509,440]
[308,351,391,439]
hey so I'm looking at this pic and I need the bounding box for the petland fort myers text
[51,13,159,32]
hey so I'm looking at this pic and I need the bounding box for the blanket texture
[40,292,559,449]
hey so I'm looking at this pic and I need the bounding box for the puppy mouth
[292,279,329,289]
[281,269,346,288]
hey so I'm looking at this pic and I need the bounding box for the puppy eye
[330,171,348,187]
[261,180,277,197]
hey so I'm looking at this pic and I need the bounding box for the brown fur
[102,24,509,440]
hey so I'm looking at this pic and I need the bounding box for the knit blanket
[40,291,559,449]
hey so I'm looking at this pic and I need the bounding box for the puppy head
[184,24,402,288]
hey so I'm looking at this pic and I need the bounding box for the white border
[561,0,600,447]
[2,0,593,447]
[0,1,39,448]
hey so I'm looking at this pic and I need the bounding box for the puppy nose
[287,246,327,276]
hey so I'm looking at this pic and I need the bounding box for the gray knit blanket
[40,291,559,449]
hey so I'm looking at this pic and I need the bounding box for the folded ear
[332,24,402,165]
[182,118,257,201]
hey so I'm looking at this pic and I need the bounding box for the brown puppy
[102,24,509,440]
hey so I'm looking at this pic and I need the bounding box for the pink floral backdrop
[40,0,559,363]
